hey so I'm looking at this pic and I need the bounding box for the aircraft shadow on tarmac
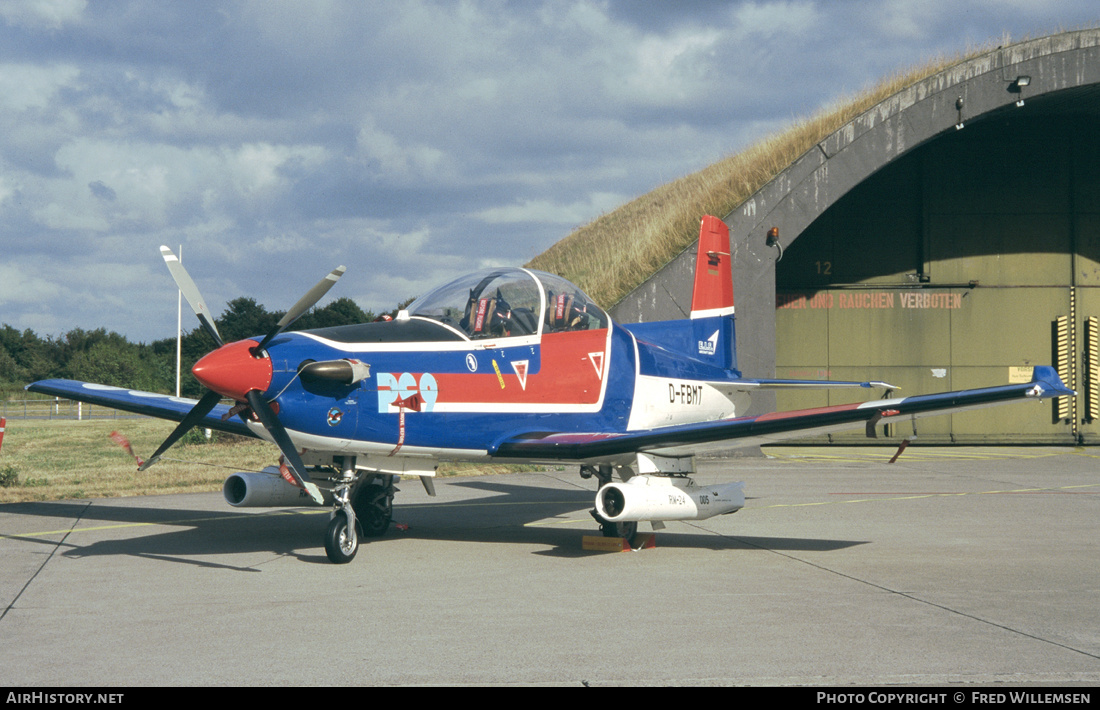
[2,480,868,567]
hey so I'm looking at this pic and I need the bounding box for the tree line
[0,296,391,398]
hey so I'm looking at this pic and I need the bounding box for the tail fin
[690,215,737,373]
[690,215,734,319]
[621,214,739,373]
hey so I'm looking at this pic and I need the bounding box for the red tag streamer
[388,392,423,456]
[109,431,146,467]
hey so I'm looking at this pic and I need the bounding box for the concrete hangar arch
[611,29,1100,444]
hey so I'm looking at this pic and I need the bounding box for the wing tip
[1030,365,1076,397]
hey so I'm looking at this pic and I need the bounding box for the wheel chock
[582,533,656,552]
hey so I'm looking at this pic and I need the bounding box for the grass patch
[436,462,540,477]
[0,418,549,503]
[0,418,274,503]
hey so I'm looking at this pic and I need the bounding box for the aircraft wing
[491,366,1073,462]
[24,379,258,439]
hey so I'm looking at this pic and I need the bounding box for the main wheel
[351,480,393,538]
[600,519,638,545]
[592,506,638,546]
[324,510,361,564]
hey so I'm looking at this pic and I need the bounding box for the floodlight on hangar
[1010,75,1031,106]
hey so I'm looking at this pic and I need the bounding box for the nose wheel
[324,509,361,564]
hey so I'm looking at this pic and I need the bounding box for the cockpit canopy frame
[404,268,607,340]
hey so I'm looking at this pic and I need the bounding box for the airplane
[26,215,1074,563]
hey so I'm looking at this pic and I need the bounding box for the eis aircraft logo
[377,372,439,412]
[697,330,718,357]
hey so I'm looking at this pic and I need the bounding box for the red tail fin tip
[690,215,734,318]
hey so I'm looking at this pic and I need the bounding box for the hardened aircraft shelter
[612,29,1100,444]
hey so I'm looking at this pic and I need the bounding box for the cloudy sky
[1,0,1096,343]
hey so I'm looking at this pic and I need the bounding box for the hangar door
[774,115,1099,444]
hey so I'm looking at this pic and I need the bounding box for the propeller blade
[252,266,346,354]
[245,390,324,504]
[160,246,223,347]
[138,389,223,471]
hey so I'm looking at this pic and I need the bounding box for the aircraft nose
[192,339,274,402]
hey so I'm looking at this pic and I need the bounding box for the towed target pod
[224,467,332,508]
[595,475,745,522]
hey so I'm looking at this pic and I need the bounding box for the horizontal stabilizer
[728,378,898,391]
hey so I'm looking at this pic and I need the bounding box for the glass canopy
[406,268,607,339]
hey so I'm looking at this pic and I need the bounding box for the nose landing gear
[323,465,397,564]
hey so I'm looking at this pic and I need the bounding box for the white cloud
[620,29,723,105]
[0,263,60,306]
[355,115,451,182]
[0,0,86,30]
[848,0,941,42]
[224,142,327,198]
[0,63,81,111]
[0,176,13,206]
[31,139,328,232]
[729,1,818,40]
[474,192,627,225]
[246,233,310,259]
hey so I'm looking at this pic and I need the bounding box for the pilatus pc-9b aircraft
[27,216,1073,563]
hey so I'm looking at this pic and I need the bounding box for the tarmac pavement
[1,446,1098,686]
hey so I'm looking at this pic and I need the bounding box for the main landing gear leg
[579,464,614,488]
[584,464,638,546]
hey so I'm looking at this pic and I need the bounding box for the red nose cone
[192,339,273,402]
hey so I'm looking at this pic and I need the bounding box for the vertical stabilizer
[623,214,738,373]
[690,215,734,318]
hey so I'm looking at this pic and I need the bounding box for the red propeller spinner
[191,339,273,402]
